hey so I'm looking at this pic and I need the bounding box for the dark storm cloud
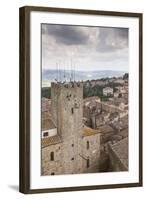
[42,24,89,45]
[42,24,129,71]
[96,27,128,52]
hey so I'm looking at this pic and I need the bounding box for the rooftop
[42,135,62,148]
[103,87,113,90]
[42,118,56,131]
[97,124,114,134]
[83,96,100,107]
[109,137,128,169]
[83,126,100,137]
[42,97,51,112]
[118,128,128,138]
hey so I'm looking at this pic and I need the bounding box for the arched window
[50,151,54,161]
[87,141,89,149]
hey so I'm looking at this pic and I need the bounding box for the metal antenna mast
[59,61,60,82]
[56,62,58,82]
[58,61,61,82]
[64,60,66,82]
[70,59,72,82]
[71,58,74,82]
[55,62,57,82]
[73,62,75,82]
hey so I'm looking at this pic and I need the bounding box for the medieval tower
[51,82,83,174]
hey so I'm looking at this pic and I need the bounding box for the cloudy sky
[42,24,128,72]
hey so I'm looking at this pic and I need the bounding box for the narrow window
[71,157,74,161]
[51,172,55,175]
[50,152,54,161]
[72,144,74,147]
[43,132,48,137]
[71,107,74,114]
[87,141,89,149]
[87,159,90,168]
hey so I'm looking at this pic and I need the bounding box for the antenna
[59,61,61,82]
[74,63,76,82]
[71,58,74,82]
[56,62,58,82]
[64,60,66,82]
[72,60,74,81]
[70,58,72,81]
[73,62,76,82]
[70,59,72,82]
[55,63,57,82]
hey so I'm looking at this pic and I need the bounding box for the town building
[103,87,113,96]
[108,137,128,171]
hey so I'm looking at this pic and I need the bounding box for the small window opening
[71,108,74,114]
[87,159,90,168]
[50,152,54,161]
[43,132,48,137]
[87,141,89,150]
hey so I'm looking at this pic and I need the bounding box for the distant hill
[42,69,127,83]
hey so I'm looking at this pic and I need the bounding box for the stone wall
[41,143,62,176]
[92,101,124,113]
[108,143,128,171]
[81,134,100,173]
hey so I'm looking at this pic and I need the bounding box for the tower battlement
[51,81,83,89]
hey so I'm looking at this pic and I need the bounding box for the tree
[42,87,51,99]
[123,73,129,80]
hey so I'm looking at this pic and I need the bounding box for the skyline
[42,24,129,72]
[42,68,128,72]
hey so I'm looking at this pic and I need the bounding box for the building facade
[108,137,128,171]
[103,87,113,96]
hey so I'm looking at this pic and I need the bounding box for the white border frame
[30,11,139,189]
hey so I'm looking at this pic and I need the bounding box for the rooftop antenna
[73,62,76,82]
[74,63,76,82]
[70,59,72,82]
[66,60,68,82]
[72,60,74,82]
[64,60,66,82]
[71,58,74,82]
[59,61,61,82]
[56,62,58,82]
[54,63,57,82]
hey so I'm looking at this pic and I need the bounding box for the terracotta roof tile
[83,126,100,137]
[42,118,56,131]
[42,135,62,148]
[97,125,114,134]
[110,137,128,168]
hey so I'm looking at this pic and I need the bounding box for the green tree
[41,87,51,99]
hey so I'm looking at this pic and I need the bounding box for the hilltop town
[41,73,128,175]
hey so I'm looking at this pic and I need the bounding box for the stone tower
[51,82,83,174]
